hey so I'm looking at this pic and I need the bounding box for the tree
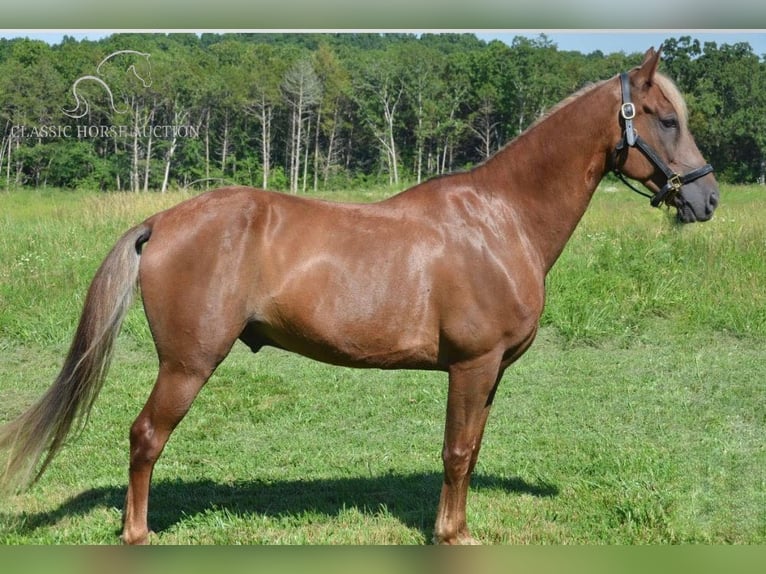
[282,57,322,193]
[0,39,66,188]
[244,44,293,190]
[508,35,571,136]
[667,39,766,183]
[352,47,405,185]
[0,32,762,190]
[432,52,472,175]
[464,40,514,160]
[312,43,351,190]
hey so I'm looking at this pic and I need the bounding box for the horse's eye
[660,116,679,129]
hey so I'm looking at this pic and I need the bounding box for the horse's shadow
[6,473,558,542]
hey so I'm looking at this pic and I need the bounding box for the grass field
[0,184,764,544]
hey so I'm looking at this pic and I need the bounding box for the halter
[613,72,714,208]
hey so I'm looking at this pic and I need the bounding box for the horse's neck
[479,85,614,273]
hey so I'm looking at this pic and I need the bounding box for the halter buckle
[668,174,683,192]
[621,102,636,120]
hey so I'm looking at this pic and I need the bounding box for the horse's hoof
[432,531,483,545]
[120,529,156,545]
[457,533,482,545]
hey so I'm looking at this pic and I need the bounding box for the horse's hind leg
[121,362,213,545]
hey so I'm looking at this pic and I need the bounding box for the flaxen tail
[0,224,152,494]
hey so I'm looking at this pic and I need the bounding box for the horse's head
[611,47,719,223]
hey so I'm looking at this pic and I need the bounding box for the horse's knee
[441,443,473,479]
[129,416,161,466]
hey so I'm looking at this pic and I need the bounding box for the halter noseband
[613,72,714,208]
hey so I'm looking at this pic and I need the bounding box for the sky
[479,30,766,57]
[2,30,765,58]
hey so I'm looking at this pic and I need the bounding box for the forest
[1,32,764,193]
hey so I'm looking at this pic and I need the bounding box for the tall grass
[543,184,766,344]
[0,190,179,348]
[0,184,764,544]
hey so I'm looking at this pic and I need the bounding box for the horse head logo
[63,50,152,119]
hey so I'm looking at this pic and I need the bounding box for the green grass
[0,185,764,544]
[545,184,766,344]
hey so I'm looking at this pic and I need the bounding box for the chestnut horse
[0,48,718,544]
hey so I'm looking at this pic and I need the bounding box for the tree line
[1,32,764,193]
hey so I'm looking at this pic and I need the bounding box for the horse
[0,47,718,544]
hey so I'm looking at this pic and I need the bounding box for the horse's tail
[0,223,152,494]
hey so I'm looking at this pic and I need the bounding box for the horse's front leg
[433,352,504,545]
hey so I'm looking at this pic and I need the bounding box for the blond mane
[528,71,687,132]
[528,78,608,130]
[654,72,689,126]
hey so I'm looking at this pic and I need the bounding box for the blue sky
[2,30,766,58]
[480,30,766,57]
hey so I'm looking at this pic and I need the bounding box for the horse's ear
[636,46,662,86]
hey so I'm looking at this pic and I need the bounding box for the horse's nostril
[702,190,720,219]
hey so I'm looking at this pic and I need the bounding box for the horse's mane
[528,78,608,130]
[528,70,687,132]
[654,72,688,126]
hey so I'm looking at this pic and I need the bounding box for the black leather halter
[613,72,714,208]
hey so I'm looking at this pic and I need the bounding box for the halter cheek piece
[613,72,714,208]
